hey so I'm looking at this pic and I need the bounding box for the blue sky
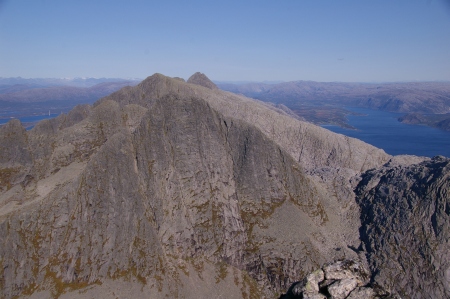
[1,0,450,82]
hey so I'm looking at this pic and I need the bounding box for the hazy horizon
[1,0,450,82]
[2,75,450,85]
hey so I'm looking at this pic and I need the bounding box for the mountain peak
[1,71,447,299]
[187,72,218,90]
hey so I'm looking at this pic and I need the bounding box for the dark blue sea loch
[0,114,58,129]
[322,107,450,158]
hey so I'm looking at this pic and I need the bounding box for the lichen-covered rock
[290,269,324,296]
[327,278,359,299]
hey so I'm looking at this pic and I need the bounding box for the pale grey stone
[346,287,375,299]
[323,259,369,284]
[327,278,359,299]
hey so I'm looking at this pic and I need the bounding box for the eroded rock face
[356,156,450,299]
[0,119,32,192]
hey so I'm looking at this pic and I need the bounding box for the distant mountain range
[0,77,140,119]
[218,81,450,113]
[0,81,139,103]
[0,77,141,90]
[218,80,450,129]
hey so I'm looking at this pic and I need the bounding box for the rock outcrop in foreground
[281,259,399,299]
[0,72,449,299]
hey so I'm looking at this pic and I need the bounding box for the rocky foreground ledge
[280,260,399,299]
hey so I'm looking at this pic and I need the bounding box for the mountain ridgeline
[0,78,140,122]
[0,73,449,298]
[217,81,450,114]
[218,80,450,130]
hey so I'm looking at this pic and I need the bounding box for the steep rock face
[356,156,450,299]
[0,119,32,192]
[98,73,391,256]
[99,73,390,174]
[0,73,395,298]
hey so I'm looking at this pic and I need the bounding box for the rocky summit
[0,73,449,299]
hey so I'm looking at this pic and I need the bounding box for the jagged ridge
[0,72,448,299]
